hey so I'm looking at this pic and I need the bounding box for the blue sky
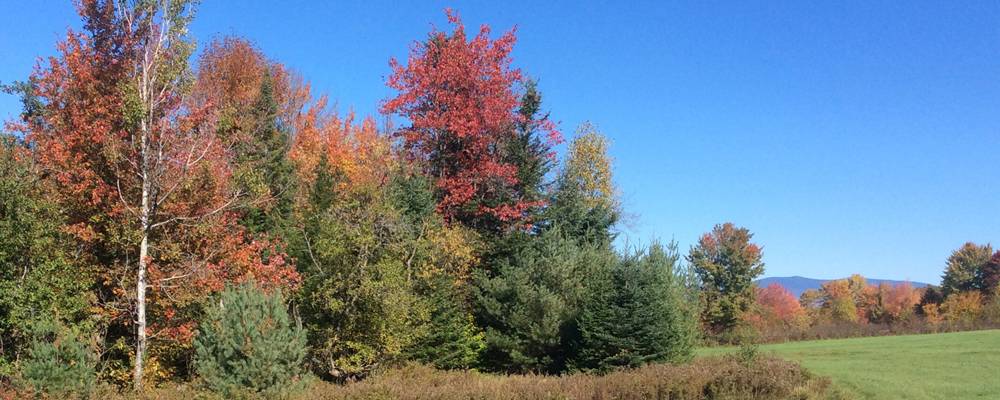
[2,1,998,284]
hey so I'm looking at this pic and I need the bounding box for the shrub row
[299,356,847,400]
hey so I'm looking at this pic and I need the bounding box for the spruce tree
[473,227,611,373]
[405,275,485,370]
[572,242,697,372]
[236,73,297,237]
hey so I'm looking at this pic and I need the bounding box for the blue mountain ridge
[755,276,931,298]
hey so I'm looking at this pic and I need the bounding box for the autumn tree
[288,120,483,378]
[867,282,921,324]
[382,10,559,233]
[979,251,1000,298]
[748,283,807,334]
[544,122,619,247]
[391,172,485,370]
[814,275,869,323]
[687,223,765,336]
[940,291,984,325]
[18,1,299,388]
[192,37,298,237]
[940,242,993,296]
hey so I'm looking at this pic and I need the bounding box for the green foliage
[940,242,993,296]
[0,136,93,375]
[236,73,298,237]
[571,242,697,372]
[405,275,485,370]
[473,227,610,373]
[295,177,425,380]
[543,123,619,247]
[193,285,307,398]
[508,79,556,210]
[687,223,765,336]
[21,320,96,398]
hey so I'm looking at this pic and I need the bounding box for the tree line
[2,1,995,398]
[743,243,1000,343]
[0,2,703,396]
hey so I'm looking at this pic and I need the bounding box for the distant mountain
[755,276,931,298]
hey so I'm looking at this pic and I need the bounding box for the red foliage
[16,3,300,348]
[381,9,557,227]
[879,282,921,322]
[757,283,805,322]
[982,251,1000,297]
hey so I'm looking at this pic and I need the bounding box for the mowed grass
[700,329,1000,399]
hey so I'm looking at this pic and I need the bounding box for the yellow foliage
[416,224,480,283]
[563,122,618,211]
[941,291,983,324]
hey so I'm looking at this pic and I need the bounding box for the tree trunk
[134,227,148,390]
[134,84,151,390]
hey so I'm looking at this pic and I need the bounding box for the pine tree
[193,285,306,397]
[21,320,96,397]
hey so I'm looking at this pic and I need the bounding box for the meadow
[701,329,1000,399]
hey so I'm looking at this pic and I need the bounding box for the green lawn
[700,329,1000,399]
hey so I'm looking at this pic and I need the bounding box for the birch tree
[18,0,281,389]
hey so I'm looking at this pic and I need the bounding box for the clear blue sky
[3,1,998,284]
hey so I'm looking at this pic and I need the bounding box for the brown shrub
[299,356,847,400]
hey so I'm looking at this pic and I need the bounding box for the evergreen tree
[572,242,697,372]
[473,227,611,373]
[21,320,96,397]
[193,285,307,398]
[509,79,557,211]
[543,123,619,247]
[236,73,298,237]
[405,275,485,370]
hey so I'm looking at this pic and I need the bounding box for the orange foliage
[878,282,921,322]
[941,291,983,324]
[289,105,392,189]
[17,5,301,354]
[748,283,807,332]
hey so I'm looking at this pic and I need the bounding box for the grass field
[700,329,1000,399]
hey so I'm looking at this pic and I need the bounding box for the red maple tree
[382,9,552,229]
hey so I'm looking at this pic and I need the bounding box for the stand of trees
[0,2,698,396]
[1,2,994,398]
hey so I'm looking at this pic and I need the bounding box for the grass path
[700,329,1000,399]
